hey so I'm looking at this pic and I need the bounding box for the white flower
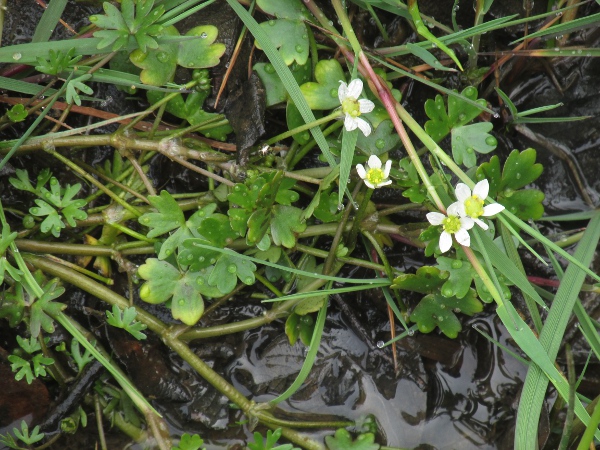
[338,79,375,136]
[454,179,505,230]
[426,202,475,253]
[356,155,392,189]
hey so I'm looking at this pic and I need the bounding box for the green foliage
[436,257,473,299]
[255,61,311,107]
[325,429,380,450]
[106,305,148,340]
[0,421,44,448]
[0,284,26,327]
[129,25,226,86]
[9,169,88,238]
[69,339,94,373]
[248,428,298,450]
[65,73,94,106]
[292,256,327,315]
[35,48,82,75]
[8,336,55,384]
[396,157,427,203]
[476,148,545,220]
[228,172,305,248]
[29,279,66,338]
[146,70,232,140]
[255,0,311,66]
[409,289,483,338]
[256,19,309,66]
[392,266,446,294]
[300,59,346,110]
[137,259,208,326]
[89,0,165,52]
[0,224,20,285]
[424,86,494,168]
[208,253,257,294]
[173,433,205,450]
[285,312,315,346]
[7,104,28,123]
[355,120,399,156]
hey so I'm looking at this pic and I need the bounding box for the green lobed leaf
[29,280,66,338]
[299,59,346,110]
[392,266,445,294]
[436,257,473,299]
[451,122,497,168]
[139,190,185,238]
[410,289,482,338]
[256,19,309,66]
[270,205,306,248]
[254,61,311,107]
[208,253,256,295]
[325,429,379,450]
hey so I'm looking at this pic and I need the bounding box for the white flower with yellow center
[426,203,475,253]
[356,155,392,189]
[338,79,375,136]
[455,179,505,230]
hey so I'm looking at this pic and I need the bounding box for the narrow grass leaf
[511,13,600,43]
[261,284,388,303]
[32,0,68,43]
[225,0,337,169]
[474,229,546,308]
[538,210,599,221]
[338,128,358,205]
[0,76,58,96]
[269,301,327,405]
[516,213,600,448]
[190,242,391,285]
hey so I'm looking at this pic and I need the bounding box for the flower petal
[358,98,375,113]
[460,216,475,230]
[473,218,488,230]
[379,179,392,187]
[455,183,471,202]
[364,179,376,189]
[447,202,463,217]
[367,154,382,170]
[356,163,367,179]
[356,117,372,136]
[338,81,348,103]
[426,212,446,226]
[347,79,363,99]
[455,228,471,247]
[439,231,453,253]
[344,115,358,131]
[473,179,489,199]
[482,203,505,217]
[383,159,392,177]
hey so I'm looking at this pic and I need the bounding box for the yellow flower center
[442,215,462,234]
[464,195,484,218]
[366,168,385,186]
[342,98,361,117]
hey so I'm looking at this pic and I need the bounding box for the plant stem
[265,110,342,146]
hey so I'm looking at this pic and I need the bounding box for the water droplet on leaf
[227,264,237,273]
[485,136,497,146]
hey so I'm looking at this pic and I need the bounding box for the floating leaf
[256,19,309,66]
[208,253,256,295]
[392,266,445,294]
[436,257,473,299]
[130,25,225,86]
[254,61,311,107]
[138,259,209,325]
[410,289,482,338]
[300,59,345,110]
[257,0,311,20]
[356,120,399,156]
[451,122,496,168]
[476,149,545,220]
[424,86,487,142]
[271,205,306,248]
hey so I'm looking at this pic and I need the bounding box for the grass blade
[269,301,327,405]
[32,0,68,43]
[515,213,600,448]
